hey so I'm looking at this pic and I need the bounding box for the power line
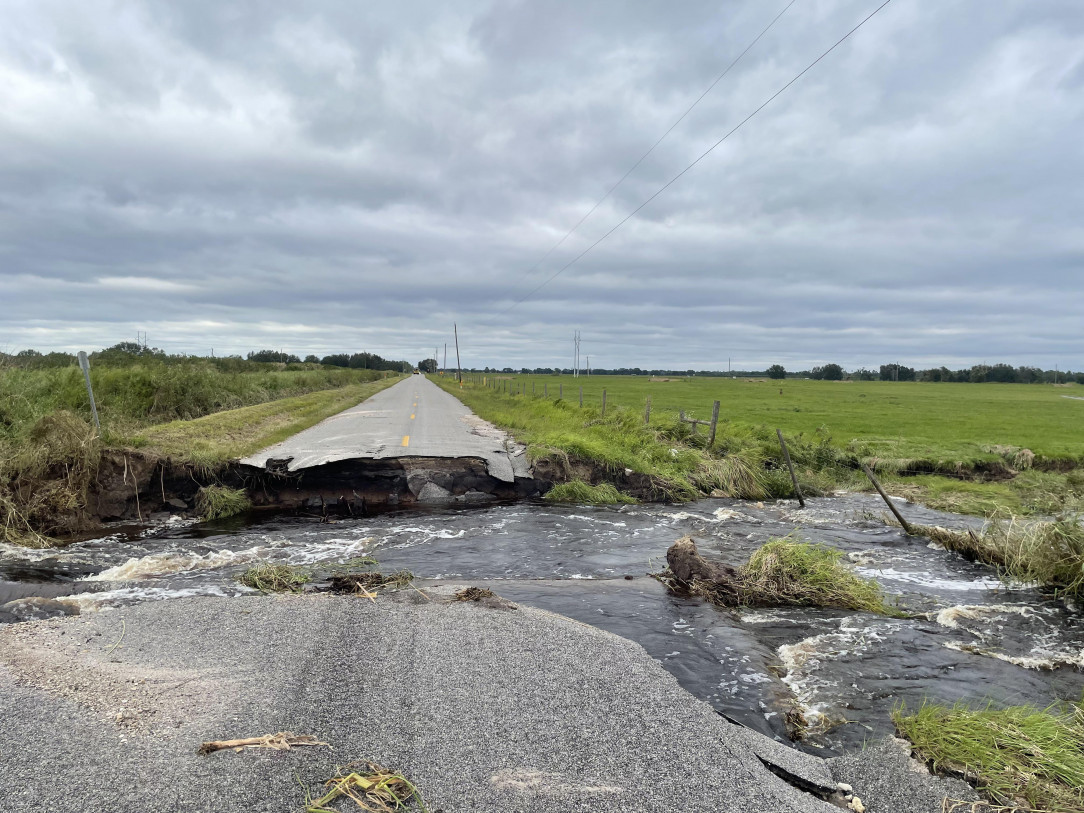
[504,0,895,313]
[520,0,799,282]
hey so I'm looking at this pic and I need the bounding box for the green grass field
[469,375,1084,464]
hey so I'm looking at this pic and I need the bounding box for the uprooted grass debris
[238,562,311,593]
[894,699,1084,813]
[454,586,496,602]
[906,514,1084,597]
[329,571,415,595]
[656,536,902,616]
[306,763,429,813]
[195,485,252,520]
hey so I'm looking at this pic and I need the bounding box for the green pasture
[469,374,1084,464]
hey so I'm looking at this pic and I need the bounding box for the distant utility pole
[444,343,447,375]
[573,331,581,377]
[587,356,590,376]
[454,323,462,383]
[136,331,147,350]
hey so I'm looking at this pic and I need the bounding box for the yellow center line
[410,413,415,420]
[401,435,410,447]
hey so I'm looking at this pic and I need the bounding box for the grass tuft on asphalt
[894,699,1084,813]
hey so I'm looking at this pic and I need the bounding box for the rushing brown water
[2,494,1081,755]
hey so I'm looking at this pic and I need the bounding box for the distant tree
[766,364,786,380]
[821,363,844,381]
[303,354,320,364]
[247,350,300,363]
[852,368,877,381]
[879,364,915,382]
[321,354,350,367]
[418,358,437,373]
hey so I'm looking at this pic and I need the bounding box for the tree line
[471,362,1083,384]
[2,344,411,372]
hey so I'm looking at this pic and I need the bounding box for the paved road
[241,375,528,482]
[0,592,848,813]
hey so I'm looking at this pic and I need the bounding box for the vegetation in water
[894,699,1084,813]
[657,536,902,616]
[195,486,252,520]
[739,538,900,615]
[238,562,312,592]
[544,480,637,504]
[909,514,1084,597]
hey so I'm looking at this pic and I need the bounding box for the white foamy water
[854,567,1006,592]
[932,603,1036,629]
[943,640,1084,670]
[58,584,240,611]
[83,546,271,581]
[777,616,904,731]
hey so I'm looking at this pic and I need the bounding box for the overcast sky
[1,0,1081,371]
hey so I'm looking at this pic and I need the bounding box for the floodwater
[2,495,1081,754]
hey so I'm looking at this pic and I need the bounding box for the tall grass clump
[894,699,1084,812]
[195,485,252,520]
[739,538,901,615]
[909,514,1084,597]
[658,536,901,616]
[544,480,636,505]
[0,411,101,546]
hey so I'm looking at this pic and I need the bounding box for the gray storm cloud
[1,0,1081,371]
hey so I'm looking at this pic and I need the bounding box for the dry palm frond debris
[198,731,329,755]
[306,763,429,813]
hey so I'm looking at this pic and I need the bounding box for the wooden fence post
[601,389,607,417]
[579,387,583,407]
[644,396,651,425]
[544,383,548,397]
[776,429,805,508]
[862,463,913,534]
[560,383,563,399]
[709,400,720,446]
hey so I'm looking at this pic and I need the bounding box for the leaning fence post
[776,429,805,508]
[709,400,720,446]
[862,463,913,534]
[560,383,563,399]
[77,351,101,432]
[579,387,583,408]
[601,389,607,417]
[644,396,651,425]
[544,383,548,398]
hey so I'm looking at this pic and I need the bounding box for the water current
[2,494,1082,755]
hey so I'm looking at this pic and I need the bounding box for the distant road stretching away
[241,375,528,482]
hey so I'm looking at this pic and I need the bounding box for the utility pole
[587,356,590,376]
[444,343,447,376]
[573,331,580,377]
[454,323,462,383]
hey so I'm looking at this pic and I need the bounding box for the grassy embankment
[894,699,1084,813]
[444,374,1084,515]
[1,361,400,545]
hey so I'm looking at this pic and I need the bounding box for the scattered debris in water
[329,570,415,594]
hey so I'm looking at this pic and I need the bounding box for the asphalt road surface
[241,375,528,482]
